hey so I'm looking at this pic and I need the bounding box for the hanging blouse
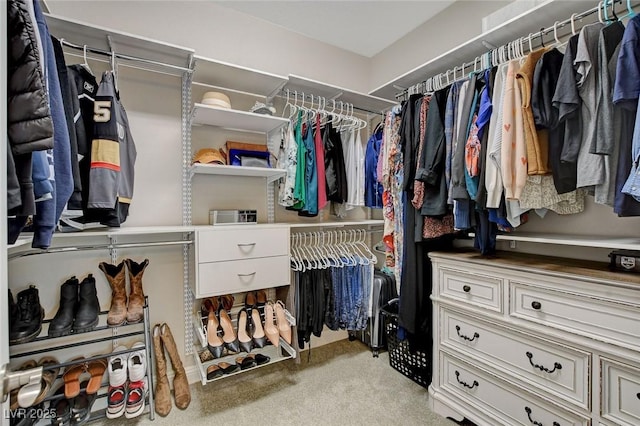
[292,111,306,210]
[300,120,318,216]
[314,115,328,210]
[277,124,297,207]
[485,62,509,208]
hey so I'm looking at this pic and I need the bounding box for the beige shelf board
[192,55,288,97]
[191,103,288,133]
[369,0,597,99]
[287,220,384,229]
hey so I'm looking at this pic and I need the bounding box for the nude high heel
[206,311,224,358]
[263,302,279,347]
[237,310,253,353]
[274,300,292,345]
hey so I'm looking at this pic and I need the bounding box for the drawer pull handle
[531,301,542,310]
[462,285,471,293]
[526,352,562,373]
[524,406,560,426]
[237,243,257,247]
[455,325,479,342]
[454,370,479,389]
[237,272,257,277]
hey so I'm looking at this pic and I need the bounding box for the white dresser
[428,250,640,426]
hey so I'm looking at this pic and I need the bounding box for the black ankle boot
[73,274,100,333]
[10,285,44,344]
[49,277,79,337]
[8,290,17,333]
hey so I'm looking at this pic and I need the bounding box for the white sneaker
[106,346,128,419]
[124,376,148,419]
[127,342,147,383]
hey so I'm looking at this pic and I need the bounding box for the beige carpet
[95,339,455,425]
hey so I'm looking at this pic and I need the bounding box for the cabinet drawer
[439,266,503,313]
[441,308,590,409]
[441,353,589,426]
[196,256,290,297]
[197,227,288,263]
[601,358,640,426]
[510,282,640,348]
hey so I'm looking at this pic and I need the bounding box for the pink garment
[315,114,328,210]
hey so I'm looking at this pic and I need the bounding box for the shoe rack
[190,290,296,385]
[8,298,155,422]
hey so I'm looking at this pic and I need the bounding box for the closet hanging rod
[276,91,382,116]
[59,38,194,74]
[396,0,635,99]
[8,239,192,260]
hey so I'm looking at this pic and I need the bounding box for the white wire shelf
[191,103,289,133]
[287,219,384,229]
[468,232,640,251]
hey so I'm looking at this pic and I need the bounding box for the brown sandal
[63,358,108,398]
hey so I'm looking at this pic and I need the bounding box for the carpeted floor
[95,339,455,426]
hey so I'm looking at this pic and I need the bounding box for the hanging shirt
[575,23,606,189]
[314,115,328,210]
[485,63,509,208]
[516,47,551,175]
[300,121,318,216]
[365,129,383,208]
[594,22,626,206]
[613,15,640,216]
[533,48,576,194]
[292,111,306,210]
[277,123,298,207]
[444,81,461,205]
[502,59,528,200]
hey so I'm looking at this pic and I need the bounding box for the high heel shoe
[219,308,240,353]
[275,300,292,345]
[237,310,253,353]
[201,297,219,327]
[256,290,267,317]
[220,294,234,312]
[251,308,266,348]
[263,301,279,347]
[206,311,224,358]
[245,291,256,310]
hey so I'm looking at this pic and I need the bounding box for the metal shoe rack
[8,297,155,423]
[190,293,296,385]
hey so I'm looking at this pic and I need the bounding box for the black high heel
[219,308,239,353]
[237,310,253,353]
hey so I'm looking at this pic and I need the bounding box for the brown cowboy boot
[152,324,172,416]
[98,261,127,326]
[124,259,148,323]
[160,323,191,410]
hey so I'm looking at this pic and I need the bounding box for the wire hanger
[570,13,578,35]
[553,21,561,45]
[627,0,636,17]
[81,44,94,75]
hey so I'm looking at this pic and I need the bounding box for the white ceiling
[214,1,457,58]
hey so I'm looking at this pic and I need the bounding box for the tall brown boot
[152,324,172,416]
[98,261,127,326]
[160,323,191,410]
[124,259,148,324]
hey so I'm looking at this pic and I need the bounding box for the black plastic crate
[381,299,431,388]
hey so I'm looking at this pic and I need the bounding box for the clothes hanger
[570,13,578,35]
[553,21,561,46]
[610,0,619,22]
[356,229,377,264]
[627,0,636,17]
[598,1,605,23]
[79,44,94,75]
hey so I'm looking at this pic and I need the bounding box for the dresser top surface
[429,250,640,287]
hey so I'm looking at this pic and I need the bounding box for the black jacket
[7,0,54,222]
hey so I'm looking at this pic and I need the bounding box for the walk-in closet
[4,1,640,425]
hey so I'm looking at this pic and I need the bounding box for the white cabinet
[192,225,290,298]
[429,251,640,426]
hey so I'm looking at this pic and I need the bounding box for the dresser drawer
[196,227,289,263]
[441,308,590,409]
[441,353,589,426]
[510,282,640,348]
[438,266,503,313]
[196,256,290,297]
[601,358,640,426]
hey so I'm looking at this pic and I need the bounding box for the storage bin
[381,298,431,388]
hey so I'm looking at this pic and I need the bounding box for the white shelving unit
[493,233,640,251]
[192,55,287,98]
[288,219,384,229]
[190,163,286,183]
[191,103,288,133]
[369,0,597,99]
[284,75,396,114]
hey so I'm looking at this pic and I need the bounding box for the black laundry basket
[381,298,431,388]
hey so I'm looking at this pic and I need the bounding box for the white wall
[369,0,512,91]
[45,0,372,93]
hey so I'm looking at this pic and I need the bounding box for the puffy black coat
[8,0,53,154]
